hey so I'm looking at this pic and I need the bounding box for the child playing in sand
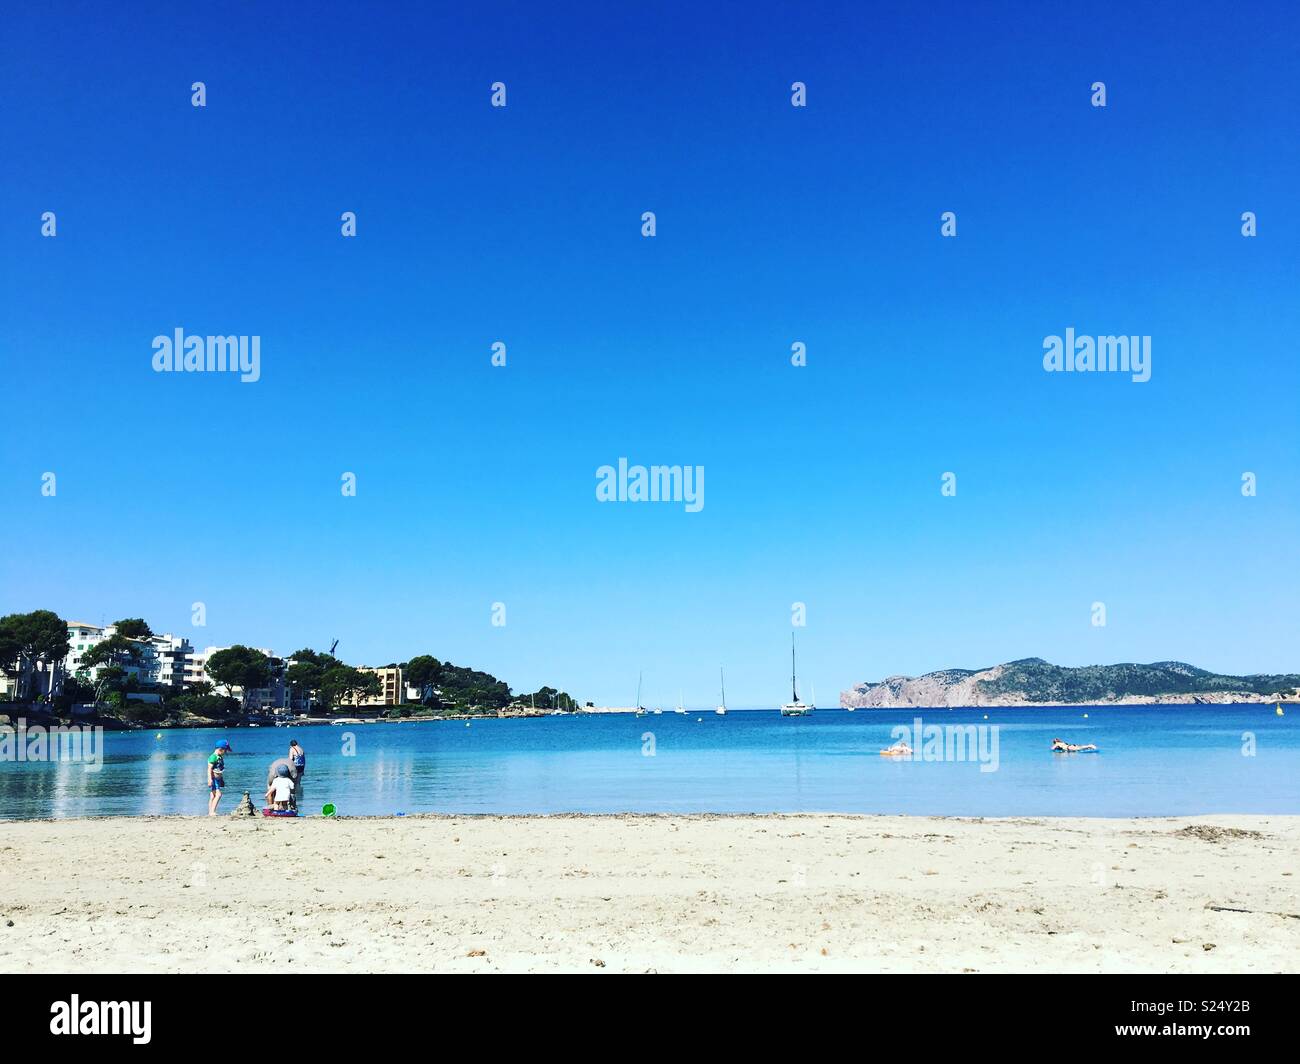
[265,765,295,810]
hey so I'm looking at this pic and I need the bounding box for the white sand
[1,814,1297,973]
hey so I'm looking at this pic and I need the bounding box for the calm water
[1,706,1296,819]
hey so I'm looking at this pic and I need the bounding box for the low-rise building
[191,647,311,715]
[342,665,405,707]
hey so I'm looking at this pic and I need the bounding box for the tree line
[0,609,579,722]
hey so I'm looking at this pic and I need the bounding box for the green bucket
[321,803,336,817]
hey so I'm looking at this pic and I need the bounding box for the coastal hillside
[840,658,1300,708]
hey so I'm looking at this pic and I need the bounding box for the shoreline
[3,813,1296,973]
[1,697,1293,734]
[1,810,1296,821]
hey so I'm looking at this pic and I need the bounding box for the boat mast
[720,666,727,709]
[791,633,799,702]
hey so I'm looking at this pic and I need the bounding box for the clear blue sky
[2,1,1298,706]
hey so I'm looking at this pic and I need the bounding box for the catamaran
[780,634,813,716]
[716,667,727,715]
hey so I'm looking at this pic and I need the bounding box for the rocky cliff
[840,658,1300,708]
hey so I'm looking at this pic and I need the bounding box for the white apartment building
[65,622,108,680]
[65,623,193,691]
[152,634,194,688]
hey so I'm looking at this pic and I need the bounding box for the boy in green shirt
[207,739,232,815]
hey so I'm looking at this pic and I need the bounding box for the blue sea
[0,706,1296,819]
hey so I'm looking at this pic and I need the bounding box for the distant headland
[841,658,1300,709]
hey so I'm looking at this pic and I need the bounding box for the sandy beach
[1,814,1297,973]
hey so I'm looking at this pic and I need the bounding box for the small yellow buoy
[1277,704,1285,717]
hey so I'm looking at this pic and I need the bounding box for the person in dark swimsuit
[288,740,306,810]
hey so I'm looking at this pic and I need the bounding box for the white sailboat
[635,671,646,716]
[716,667,727,715]
[780,634,813,716]
[675,689,687,714]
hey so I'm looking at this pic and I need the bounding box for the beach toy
[322,803,336,817]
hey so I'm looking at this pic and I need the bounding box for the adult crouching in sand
[267,740,307,811]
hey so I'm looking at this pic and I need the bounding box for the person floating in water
[880,740,913,757]
[1051,737,1098,752]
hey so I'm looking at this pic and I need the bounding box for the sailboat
[780,633,813,716]
[635,672,646,717]
[716,667,727,715]
[675,689,687,714]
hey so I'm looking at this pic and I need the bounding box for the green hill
[980,658,1300,703]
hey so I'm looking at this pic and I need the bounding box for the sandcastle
[230,790,258,818]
